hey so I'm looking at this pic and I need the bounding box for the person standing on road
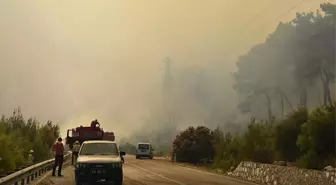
[52,137,64,177]
[72,141,81,165]
[118,146,124,163]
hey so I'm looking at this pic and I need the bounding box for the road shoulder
[35,163,75,185]
[152,157,261,185]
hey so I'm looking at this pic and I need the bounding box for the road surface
[37,155,259,185]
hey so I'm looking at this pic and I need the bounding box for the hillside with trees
[234,3,335,119]
[0,108,60,174]
[172,2,335,171]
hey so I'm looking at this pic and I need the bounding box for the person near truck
[72,141,81,165]
[52,137,64,177]
[91,119,100,128]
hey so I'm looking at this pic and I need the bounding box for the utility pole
[162,57,172,125]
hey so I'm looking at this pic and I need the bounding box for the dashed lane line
[126,162,186,185]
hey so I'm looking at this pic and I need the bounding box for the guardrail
[0,153,71,185]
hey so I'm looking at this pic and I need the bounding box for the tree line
[173,2,335,171]
[234,3,335,120]
[173,104,335,170]
[0,108,60,174]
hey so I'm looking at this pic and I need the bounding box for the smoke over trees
[234,3,335,120]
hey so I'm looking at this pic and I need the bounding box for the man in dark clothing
[52,137,64,177]
[90,119,100,128]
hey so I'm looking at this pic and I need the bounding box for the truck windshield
[138,144,150,150]
[80,143,119,156]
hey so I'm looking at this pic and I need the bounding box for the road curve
[37,155,259,185]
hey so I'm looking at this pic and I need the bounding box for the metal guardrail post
[0,152,71,185]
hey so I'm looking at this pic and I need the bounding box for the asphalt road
[37,155,259,185]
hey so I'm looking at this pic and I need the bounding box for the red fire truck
[103,132,115,141]
[66,120,115,149]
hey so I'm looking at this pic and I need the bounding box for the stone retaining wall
[230,161,336,185]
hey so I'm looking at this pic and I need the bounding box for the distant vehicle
[75,140,126,185]
[135,142,154,159]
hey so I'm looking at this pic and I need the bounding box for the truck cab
[75,140,126,185]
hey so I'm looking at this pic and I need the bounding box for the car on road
[75,140,126,185]
[135,142,153,159]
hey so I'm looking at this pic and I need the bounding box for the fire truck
[103,132,115,141]
[66,120,115,149]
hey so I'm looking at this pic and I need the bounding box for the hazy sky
[0,0,330,137]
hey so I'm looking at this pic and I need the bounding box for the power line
[240,0,316,42]
[237,2,276,34]
[162,57,172,125]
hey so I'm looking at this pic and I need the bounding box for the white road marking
[133,159,260,185]
[126,162,186,185]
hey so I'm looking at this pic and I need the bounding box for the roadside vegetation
[0,108,60,174]
[173,104,335,170]
[173,3,335,171]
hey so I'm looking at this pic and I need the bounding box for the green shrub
[173,126,215,163]
[181,105,336,171]
[274,108,308,161]
[0,108,60,173]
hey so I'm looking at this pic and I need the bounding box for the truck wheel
[113,181,122,185]
[136,155,139,159]
[114,174,123,185]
